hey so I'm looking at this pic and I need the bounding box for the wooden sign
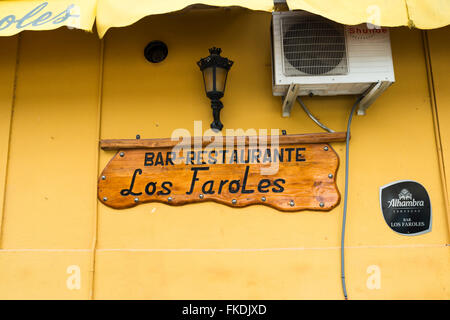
[98,133,346,211]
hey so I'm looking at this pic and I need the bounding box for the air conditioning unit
[272,11,395,116]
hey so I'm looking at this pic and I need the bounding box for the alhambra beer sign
[98,133,346,211]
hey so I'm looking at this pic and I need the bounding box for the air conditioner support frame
[357,81,393,115]
[281,83,300,117]
[281,81,393,117]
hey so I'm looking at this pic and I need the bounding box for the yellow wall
[0,8,448,299]
[428,27,450,234]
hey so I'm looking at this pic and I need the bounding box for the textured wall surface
[0,8,448,299]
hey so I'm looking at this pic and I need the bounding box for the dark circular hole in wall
[144,41,168,63]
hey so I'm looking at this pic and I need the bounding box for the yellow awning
[0,0,97,36]
[287,0,450,29]
[95,0,275,37]
[0,1,449,38]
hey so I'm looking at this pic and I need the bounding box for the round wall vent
[144,41,168,63]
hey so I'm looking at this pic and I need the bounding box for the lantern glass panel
[215,67,228,94]
[202,66,215,93]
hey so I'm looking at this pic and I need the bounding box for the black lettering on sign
[208,150,217,164]
[145,147,308,166]
[273,148,283,162]
[258,179,271,193]
[285,148,295,162]
[155,152,164,166]
[144,152,154,166]
[230,150,239,164]
[166,152,175,165]
[98,142,341,211]
[186,151,195,165]
[221,150,228,163]
[145,181,157,195]
[157,181,173,195]
[241,166,254,194]
[197,150,206,165]
[250,149,259,163]
[272,179,285,193]
[120,169,143,196]
[228,180,241,194]
[186,167,210,195]
[218,180,229,194]
[240,149,250,164]
[202,180,215,194]
[296,148,306,162]
[263,149,271,163]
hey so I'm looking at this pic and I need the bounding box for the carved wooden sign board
[98,133,345,212]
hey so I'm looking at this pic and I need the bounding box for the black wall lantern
[197,47,233,131]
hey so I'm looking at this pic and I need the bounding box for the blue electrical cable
[341,96,364,300]
[298,95,365,300]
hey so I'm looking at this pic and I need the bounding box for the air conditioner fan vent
[282,16,348,76]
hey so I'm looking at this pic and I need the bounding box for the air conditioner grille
[282,16,348,76]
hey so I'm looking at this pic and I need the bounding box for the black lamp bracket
[210,99,224,131]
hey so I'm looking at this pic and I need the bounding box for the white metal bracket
[357,81,393,115]
[281,83,300,117]
[273,0,289,11]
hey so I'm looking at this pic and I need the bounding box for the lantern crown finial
[209,47,222,55]
[197,47,234,71]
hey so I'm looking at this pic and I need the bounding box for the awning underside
[0,0,449,38]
